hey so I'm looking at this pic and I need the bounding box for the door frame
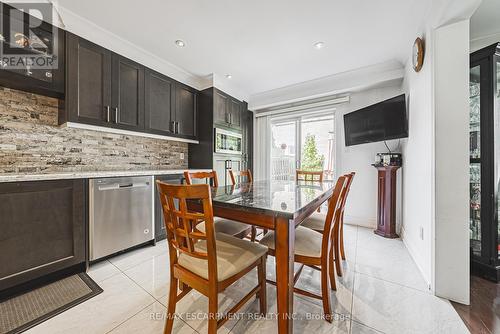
[269,110,335,180]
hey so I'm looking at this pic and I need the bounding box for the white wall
[433,19,470,304]
[401,27,434,287]
[401,18,471,303]
[335,85,404,229]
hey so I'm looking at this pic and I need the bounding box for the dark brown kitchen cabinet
[154,174,183,241]
[63,33,198,140]
[241,103,253,172]
[65,34,145,132]
[228,98,241,129]
[214,89,229,125]
[65,32,112,126]
[175,83,197,138]
[145,69,174,135]
[111,54,145,131]
[213,89,242,129]
[0,179,86,295]
[144,70,197,139]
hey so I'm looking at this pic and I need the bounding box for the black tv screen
[344,94,408,146]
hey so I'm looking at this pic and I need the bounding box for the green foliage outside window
[301,134,324,171]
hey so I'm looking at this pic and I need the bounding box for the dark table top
[210,179,335,219]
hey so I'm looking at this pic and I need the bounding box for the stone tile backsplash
[0,87,188,174]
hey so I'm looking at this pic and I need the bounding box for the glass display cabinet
[470,43,500,281]
[0,3,64,98]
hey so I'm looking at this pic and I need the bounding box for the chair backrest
[184,171,219,187]
[339,172,355,216]
[156,181,218,279]
[320,175,347,257]
[296,170,324,182]
[229,169,253,185]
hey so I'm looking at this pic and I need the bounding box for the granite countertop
[0,169,211,183]
[210,179,336,219]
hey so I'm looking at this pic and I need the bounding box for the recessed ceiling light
[225,74,232,79]
[175,39,185,47]
[314,41,325,49]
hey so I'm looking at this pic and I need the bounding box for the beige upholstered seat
[301,212,327,232]
[178,232,268,281]
[259,226,323,258]
[197,217,251,236]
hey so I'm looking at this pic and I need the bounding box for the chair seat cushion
[259,226,323,258]
[301,212,327,232]
[197,217,251,236]
[178,233,267,281]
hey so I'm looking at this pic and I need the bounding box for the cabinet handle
[113,107,119,123]
[105,106,110,122]
[176,122,180,134]
[229,113,232,124]
[170,121,175,133]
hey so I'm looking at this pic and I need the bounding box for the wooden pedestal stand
[373,164,400,238]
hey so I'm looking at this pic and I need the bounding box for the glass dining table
[191,179,336,333]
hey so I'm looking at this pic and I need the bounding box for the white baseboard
[400,225,433,292]
[344,215,377,229]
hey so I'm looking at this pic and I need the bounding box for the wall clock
[412,37,425,72]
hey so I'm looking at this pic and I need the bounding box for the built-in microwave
[215,128,242,155]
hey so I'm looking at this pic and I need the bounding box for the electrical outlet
[180,153,184,160]
[419,226,424,240]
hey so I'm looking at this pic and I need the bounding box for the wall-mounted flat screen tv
[344,94,408,146]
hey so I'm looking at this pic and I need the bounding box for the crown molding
[53,4,205,90]
[248,60,404,111]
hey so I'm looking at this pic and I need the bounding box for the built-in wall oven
[215,128,242,155]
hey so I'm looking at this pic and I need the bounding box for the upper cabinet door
[144,70,174,136]
[213,90,229,126]
[111,54,145,130]
[66,33,112,126]
[229,98,241,129]
[175,84,197,138]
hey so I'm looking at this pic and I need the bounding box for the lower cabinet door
[0,179,86,292]
[154,175,183,241]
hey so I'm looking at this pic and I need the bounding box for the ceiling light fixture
[175,39,185,47]
[314,41,325,49]
[225,74,232,79]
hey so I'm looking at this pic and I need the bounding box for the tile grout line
[103,300,157,334]
[105,254,200,333]
[354,270,431,295]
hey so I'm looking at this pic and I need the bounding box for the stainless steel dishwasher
[89,176,154,261]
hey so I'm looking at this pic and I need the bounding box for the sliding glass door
[270,119,298,180]
[270,112,334,181]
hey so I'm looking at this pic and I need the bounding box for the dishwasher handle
[98,182,150,191]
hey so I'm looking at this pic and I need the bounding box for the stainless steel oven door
[215,128,242,155]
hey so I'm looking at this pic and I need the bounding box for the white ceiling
[56,0,431,98]
[470,0,500,40]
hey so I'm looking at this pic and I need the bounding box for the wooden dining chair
[259,176,346,322]
[184,171,254,240]
[301,172,355,278]
[296,170,324,182]
[296,170,325,213]
[228,169,253,185]
[228,169,260,240]
[156,182,268,334]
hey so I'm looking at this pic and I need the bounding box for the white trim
[255,96,348,118]
[63,122,199,144]
[248,60,404,110]
[54,4,204,90]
